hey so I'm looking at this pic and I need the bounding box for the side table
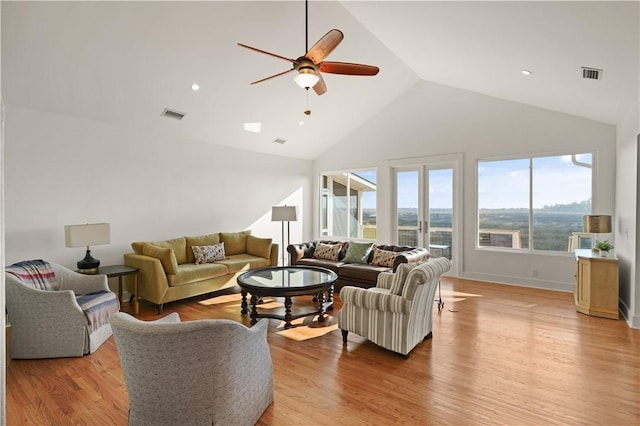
[98,265,139,315]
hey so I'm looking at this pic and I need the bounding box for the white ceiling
[3,1,638,160]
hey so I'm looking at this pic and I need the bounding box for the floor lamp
[272,206,298,266]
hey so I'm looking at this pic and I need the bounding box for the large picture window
[320,170,376,239]
[477,154,592,252]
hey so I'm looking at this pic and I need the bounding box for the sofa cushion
[246,235,272,259]
[389,262,420,295]
[338,263,389,283]
[220,230,251,256]
[313,242,342,261]
[167,263,230,287]
[216,254,272,273]
[370,246,399,268]
[295,258,343,273]
[191,243,226,264]
[142,244,179,275]
[150,237,187,265]
[131,242,145,255]
[342,242,374,264]
[186,233,221,263]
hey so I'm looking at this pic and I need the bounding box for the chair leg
[341,329,348,344]
[157,304,164,315]
[424,331,433,341]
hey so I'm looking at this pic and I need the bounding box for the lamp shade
[271,206,298,222]
[583,215,612,234]
[64,223,111,248]
[294,68,319,89]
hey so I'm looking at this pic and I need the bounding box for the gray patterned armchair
[110,312,274,426]
[338,257,451,356]
[5,260,119,359]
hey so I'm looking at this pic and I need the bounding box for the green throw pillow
[342,242,374,264]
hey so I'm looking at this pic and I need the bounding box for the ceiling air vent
[273,138,287,145]
[161,108,186,120]
[581,67,603,80]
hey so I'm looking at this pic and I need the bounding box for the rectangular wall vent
[161,108,186,120]
[273,138,287,144]
[582,67,603,80]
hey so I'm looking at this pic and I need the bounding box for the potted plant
[595,240,614,257]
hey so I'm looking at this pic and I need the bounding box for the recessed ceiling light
[191,83,200,91]
[521,70,532,76]
[299,121,304,126]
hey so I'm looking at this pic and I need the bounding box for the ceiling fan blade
[313,73,327,96]
[237,43,298,64]
[305,29,344,64]
[250,68,295,85]
[319,61,380,76]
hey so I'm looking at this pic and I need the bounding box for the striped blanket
[6,259,59,291]
[76,291,120,333]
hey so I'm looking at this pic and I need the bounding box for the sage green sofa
[124,230,278,314]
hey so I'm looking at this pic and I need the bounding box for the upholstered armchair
[5,260,120,359]
[338,257,451,356]
[110,312,274,426]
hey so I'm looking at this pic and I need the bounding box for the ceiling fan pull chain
[304,88,311,115]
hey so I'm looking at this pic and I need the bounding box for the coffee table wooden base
[240,288,334,329]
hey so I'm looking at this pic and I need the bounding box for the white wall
[314,80,616,292]
[615,99,640,328]
[4,106,313,270]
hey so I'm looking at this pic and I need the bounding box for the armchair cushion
[389,262,421,295]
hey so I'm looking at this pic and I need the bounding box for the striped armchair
[338,258,451,357]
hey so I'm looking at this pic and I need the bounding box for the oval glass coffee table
[237,266,338,329]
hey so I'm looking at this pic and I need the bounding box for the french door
[391,154,461,276]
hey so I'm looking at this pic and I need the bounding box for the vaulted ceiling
[3,1,638,160]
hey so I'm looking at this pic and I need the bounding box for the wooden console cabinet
[574,249,619,319]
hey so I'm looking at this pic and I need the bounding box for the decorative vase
[600,251,609,258]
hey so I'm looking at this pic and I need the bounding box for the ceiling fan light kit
[238,0,379,97]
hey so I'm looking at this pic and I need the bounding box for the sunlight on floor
[275,316,339,341]
[197,294,242,305]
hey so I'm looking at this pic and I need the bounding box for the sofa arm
[269,243,279,267]
[124,253,169,305]
[339,286,410,314]
[393,247,430,271]
[287,242,315,265]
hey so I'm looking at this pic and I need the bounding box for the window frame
[476,151,595,254]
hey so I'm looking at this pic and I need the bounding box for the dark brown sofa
[287,240,430,291]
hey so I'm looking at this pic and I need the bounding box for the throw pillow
[151,237,187,265]
[389,262,420,295]
[220,230,251,256]
[342,241,374,264]
[313,242,342,261]
[247,235,272,259]
[370,246,399,268]
[142,244,179,275]
[191,243,225,264]
[186,233,221,263]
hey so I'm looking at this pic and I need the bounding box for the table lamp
[64,223,111,273]
[583,215,612,250]
[271,206,298,266]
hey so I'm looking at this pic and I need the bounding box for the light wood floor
[6,277,639,425]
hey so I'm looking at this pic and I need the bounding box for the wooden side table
[574,249,619,319]
[98,265,139,315]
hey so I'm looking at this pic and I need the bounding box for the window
[320,170,376,239]
[477,154,592,252]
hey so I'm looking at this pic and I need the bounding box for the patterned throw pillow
[370,246,399,268]
[312,242,342,261]
[192,243,225,264]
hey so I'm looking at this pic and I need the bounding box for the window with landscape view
[320,170,376,239]
[477,154,592,252]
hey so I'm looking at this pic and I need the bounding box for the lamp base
[77,249,100,274]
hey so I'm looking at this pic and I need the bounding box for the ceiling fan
[237,0,379,96]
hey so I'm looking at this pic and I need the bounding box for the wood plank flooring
[6,277,640,425]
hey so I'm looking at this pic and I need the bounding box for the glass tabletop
[239,266,337,289]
